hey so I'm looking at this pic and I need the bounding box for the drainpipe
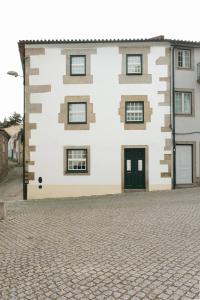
[171,46,176,189]
[21,43,27,200]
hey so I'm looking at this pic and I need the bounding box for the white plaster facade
[24,42,172,199]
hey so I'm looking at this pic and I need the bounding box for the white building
[19,37,173,200]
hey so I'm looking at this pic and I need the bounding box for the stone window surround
[119,47,152,84]
[61,48,97,84]
[63,146,90,176]
[176,48,194,71]
[119,95,153,130]
[174,88,195,117]
[58,96,96,130]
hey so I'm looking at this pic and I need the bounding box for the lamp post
[7,70,26,200]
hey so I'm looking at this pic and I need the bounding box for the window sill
[64,171,90,176]
[176,67,193,71]
[119,74,152,84]
[63,75,93,84]
[175,114,194,117]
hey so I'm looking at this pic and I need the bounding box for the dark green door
[124,148,145,189]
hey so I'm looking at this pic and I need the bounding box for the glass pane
[127,55,142,74]
[67,149,87,171]
[175,93,182,113]
[126,102,143,122]
[178,50,183,67]
[71,56,85,74]
[68,103,86,123]
[127,160,131,171]
[184,50,190,68]
[138,160,143,171]
[183,93,191,114]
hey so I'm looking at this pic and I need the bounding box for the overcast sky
[1,0,199,121]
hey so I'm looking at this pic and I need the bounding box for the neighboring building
[17,129,23,165]
[4,125,23,163]
[0,129,10,180]
[19,36,173,200]
[174,45,200,186]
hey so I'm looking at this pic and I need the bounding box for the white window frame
[126,55,142,75]
[175,92,192,115]
[125,101,144,123]
[70,55,86,75]
[66,149,88,173]
[177,49,191,69]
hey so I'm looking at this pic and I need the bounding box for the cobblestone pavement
[0,188,200,300]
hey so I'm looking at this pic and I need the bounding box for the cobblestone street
[0,188,200,299]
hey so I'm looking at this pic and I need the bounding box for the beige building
[0,129,10,180]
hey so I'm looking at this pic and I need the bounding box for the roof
[18,36,200,46]
[3,125,22,137]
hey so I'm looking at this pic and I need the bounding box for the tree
[0,112,23,128]
[8,112,22,126]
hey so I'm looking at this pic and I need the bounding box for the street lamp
[7,71,23,77]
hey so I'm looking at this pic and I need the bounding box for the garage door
[176,145,193,184]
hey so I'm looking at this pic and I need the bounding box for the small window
[125,101,144,123]
[177,49,191,69]
[66,149,88,173]
[70,55,86,75]
[126,55,142,75]
[175,92,192,114]
[68,102,87,124]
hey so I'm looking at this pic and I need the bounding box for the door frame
[121,145,149,192]
[176,142,196,185]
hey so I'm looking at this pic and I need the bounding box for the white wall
[27,43,172,197]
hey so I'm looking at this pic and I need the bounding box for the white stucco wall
[26,43,172,199]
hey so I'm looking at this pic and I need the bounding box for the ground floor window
[65,147,90,174]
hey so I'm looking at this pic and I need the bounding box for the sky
[0,0,199,121]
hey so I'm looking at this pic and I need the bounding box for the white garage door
[176,145,193,184]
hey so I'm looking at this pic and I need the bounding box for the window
[177,49,191,69]
[125,101,144,123]
[68,102,87,124]
[70,55,86,75]
[175,92,192,114]
[66,149,88,173]
[126,55,142,75]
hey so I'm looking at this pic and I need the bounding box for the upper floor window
[175,92,192,114]
[177,49,191,69]
[126,54,142,75]
[70,55,86,75]
[68,102,87,124]
[125,101,144,123]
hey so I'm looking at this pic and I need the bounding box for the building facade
[19,38,174,200]
[0,129,10,180]
[174,45,200,186]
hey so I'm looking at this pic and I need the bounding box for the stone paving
[0,188,200,299]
